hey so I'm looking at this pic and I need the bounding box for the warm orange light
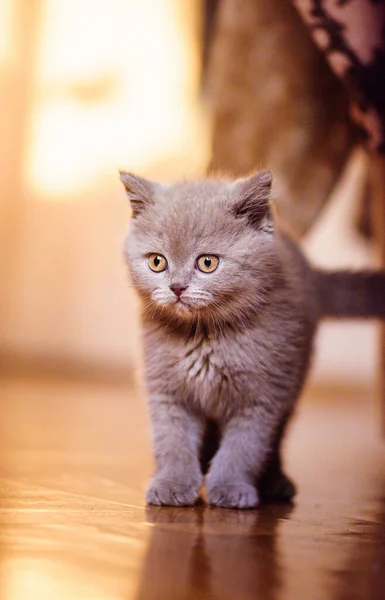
[0,0,14,65]
[23,0,205,199]
[2,557,106,599]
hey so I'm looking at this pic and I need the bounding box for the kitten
[121,169,385,509]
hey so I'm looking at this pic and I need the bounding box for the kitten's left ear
[232,170,273,231]
[119,171,155,218]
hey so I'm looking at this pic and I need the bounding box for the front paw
[207,481,259,509]
[146,475,202,507]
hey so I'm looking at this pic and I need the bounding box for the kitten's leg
[258,420,296,503]
[258,450,296,503]
[206,407,280,509]
[146,396,203,507]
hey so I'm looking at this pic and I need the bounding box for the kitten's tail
[315,269,385,319]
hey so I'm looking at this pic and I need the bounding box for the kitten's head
[121,170,282,330]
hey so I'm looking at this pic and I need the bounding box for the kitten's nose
[170,284,187,298]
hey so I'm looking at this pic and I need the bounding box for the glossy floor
[0,375,384,599]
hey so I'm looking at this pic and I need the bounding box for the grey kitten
[121,169,385,509]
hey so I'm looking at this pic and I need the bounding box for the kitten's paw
[259,470,297,503]
[207,482,259,509]
[146,476,201,507]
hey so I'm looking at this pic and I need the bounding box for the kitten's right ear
[231,170,273,231]
[119,171,154,218]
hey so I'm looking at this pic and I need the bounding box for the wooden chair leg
[369,153,385,432]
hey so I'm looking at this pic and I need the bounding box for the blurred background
[0,0,380,389]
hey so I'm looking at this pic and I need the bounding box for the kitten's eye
[148,253,167,272]
[197,255,219,273]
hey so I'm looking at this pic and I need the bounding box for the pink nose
[170,285,187,297]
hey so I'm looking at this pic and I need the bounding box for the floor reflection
[333,488,385,600]
[136,504,293,600]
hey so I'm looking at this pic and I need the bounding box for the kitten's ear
[119,171,155,218]
[232,170,273,231]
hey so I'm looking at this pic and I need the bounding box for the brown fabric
[207,0,355,237]
[293,0,385,154]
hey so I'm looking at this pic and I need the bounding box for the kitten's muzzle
[169,284,188,298]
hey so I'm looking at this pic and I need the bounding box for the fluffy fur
[121,169,385,509]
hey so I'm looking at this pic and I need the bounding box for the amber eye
[197,255,219,273]
[148,254,167,272]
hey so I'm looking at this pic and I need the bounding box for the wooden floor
[1,374,385,600]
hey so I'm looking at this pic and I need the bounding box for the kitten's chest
[145,326,256,416]
[182,336,218,385]
[176,333,250,415]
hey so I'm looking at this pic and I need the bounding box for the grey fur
[121,170,385,509]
